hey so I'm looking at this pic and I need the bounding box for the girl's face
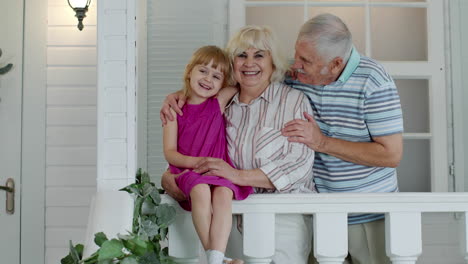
[189,60,225,104]
[233,47,273,91]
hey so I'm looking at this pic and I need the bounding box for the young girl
[163,45,253,264]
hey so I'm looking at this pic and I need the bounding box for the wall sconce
[68,0,92,31]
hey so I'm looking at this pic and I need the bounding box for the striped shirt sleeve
[364,81,404,137]
[257,94,315,192]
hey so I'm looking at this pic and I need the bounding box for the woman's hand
[161,169,188,202]
[193,158,240,183]
[160,91,187,125]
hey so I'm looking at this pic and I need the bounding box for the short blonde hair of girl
[183,45,232,97]
[226,25,288,84]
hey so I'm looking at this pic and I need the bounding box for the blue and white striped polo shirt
[285,48,404,224]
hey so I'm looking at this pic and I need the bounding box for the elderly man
[282,13,403,264]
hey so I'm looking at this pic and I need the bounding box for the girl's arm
[217,86,239,112]
[163,108,203,168]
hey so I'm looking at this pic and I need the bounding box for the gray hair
[298,13,353,64]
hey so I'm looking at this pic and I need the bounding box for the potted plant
[61,169,176,264]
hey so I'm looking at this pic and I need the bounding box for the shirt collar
[337,47,360,83]
[230,83,274,105]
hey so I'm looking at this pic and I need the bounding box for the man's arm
[282,112,403,168]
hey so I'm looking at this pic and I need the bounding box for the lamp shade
[68,0,91,9]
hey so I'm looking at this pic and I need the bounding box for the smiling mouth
[199,82,212,90]
[242,71,260,76]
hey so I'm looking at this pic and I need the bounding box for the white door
[0,0,24,263]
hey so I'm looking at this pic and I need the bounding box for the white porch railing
[83,192,468,263]
[163,193,468,264]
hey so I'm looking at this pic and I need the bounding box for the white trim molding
[22,0,47,263]
[97,0,137,190]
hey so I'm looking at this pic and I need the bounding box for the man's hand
[281,112,326,152]
[161,169,187,202]
[160,91,187,125]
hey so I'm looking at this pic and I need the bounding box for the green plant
[61,169,177,264]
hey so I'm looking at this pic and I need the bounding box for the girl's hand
[193,158,240,183]
[160,91,186,125]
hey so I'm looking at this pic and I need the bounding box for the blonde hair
[226,25,288,84]
[183,45,232,97]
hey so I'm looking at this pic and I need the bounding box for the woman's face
[233,47,273,91]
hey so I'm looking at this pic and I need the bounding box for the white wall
[45,0,97,263]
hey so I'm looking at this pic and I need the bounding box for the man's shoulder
[353,56,393,84]
[273,81,306,98]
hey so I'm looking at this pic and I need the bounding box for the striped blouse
[225,82,316,194]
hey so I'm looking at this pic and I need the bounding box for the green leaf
[159,227,168,240]
[136,168,143,184]
[98,239,125,261]
[149,189,161,205]
[139,252,160,264]
[121,256,139,264]
[94,232,108,247]
[155,204,176,227]
[141,199,157,215]
[141,183,155,198]
[83,252,99,264]
[69,241,82,263]
[133,198,144,233]
[140,219,160,238]
[140,171,151,184]
[60,255,76,264]
[122,235,151,256]
[120,183,143,196]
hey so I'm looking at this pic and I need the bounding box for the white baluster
[463,212,468,264]
[385,212,422,264]
[313,212,348,264]
[243,213,275,264]
[169,211,199,263]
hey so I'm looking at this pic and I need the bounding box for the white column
[97,0,137,191]
[168,211,199,263]
[463,212,468,264]
[313,212,348,264]
[385,212,422,264]
[243,213,275,264]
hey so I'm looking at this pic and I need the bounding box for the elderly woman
[161,25,315,263]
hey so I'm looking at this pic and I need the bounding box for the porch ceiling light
[68,0,91,31]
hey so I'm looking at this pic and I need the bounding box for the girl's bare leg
[190,184,212,250]
[210,186,233,253]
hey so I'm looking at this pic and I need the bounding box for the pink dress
[170,97,253,211]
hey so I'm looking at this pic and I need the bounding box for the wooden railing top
[162,192,468,214]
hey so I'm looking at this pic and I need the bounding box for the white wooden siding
[46,0,97,263]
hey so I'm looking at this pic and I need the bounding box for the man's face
[292,40,336,86]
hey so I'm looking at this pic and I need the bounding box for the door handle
[0,48,13,75]
[0,178,14,214]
